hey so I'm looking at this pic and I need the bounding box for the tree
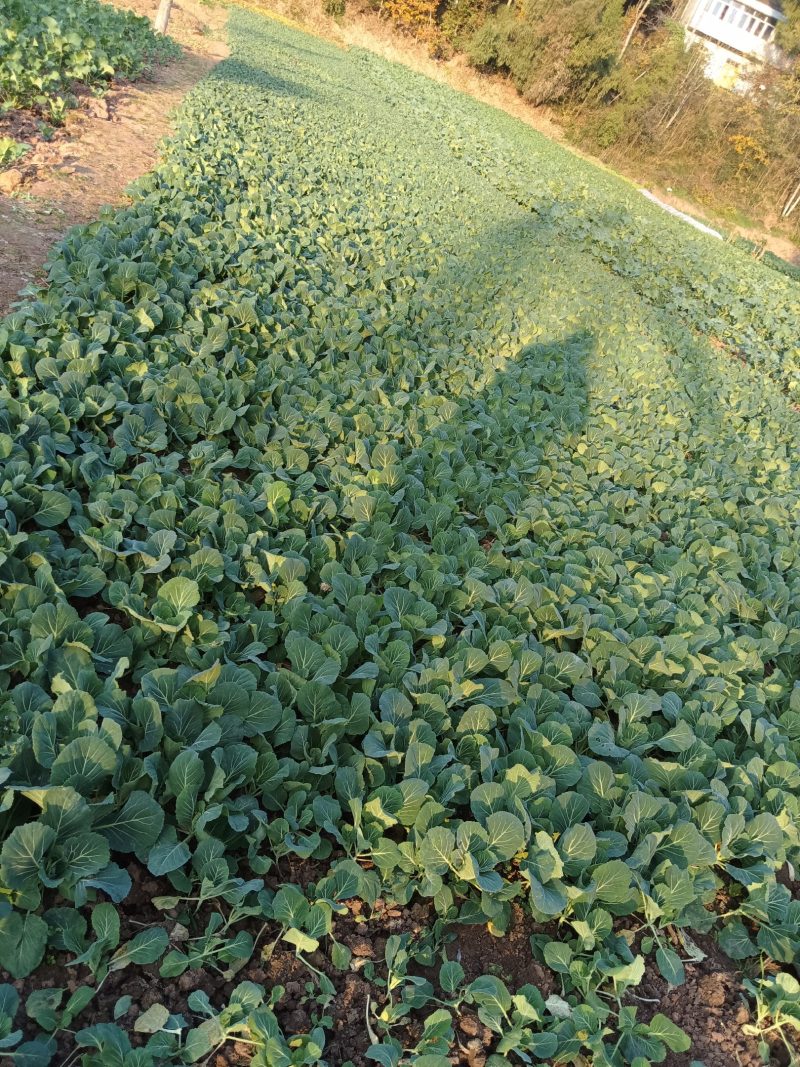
[618,0,676,58]
[773,60,800,218]
[154,0,173,33]
[383,0,438,38]
[776,0,800,56]
[467,0,626,106]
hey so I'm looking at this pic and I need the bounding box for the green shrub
[0,0,180,121]
[467,0,623,105]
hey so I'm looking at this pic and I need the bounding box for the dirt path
[0,0,229,314]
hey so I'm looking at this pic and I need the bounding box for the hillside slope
[1,9,799,1066]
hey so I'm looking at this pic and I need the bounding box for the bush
[438,0,495,50]
[466,0,624,105]
[382,0,437,37]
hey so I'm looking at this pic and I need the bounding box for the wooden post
[154,0,173,33]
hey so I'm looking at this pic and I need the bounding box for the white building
[682,0,786,86]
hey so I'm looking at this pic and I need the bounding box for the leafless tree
[783,177,800,218]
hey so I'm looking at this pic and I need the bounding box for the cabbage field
[1,7,800,1066]
[0,0,179,122]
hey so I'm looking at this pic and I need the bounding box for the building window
[696,0,781,46]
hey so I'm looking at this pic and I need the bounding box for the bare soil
[0,0,229,314]
[636,934,766,1067]
[9,858,799,1067]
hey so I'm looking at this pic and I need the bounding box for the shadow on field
[385,211,594,468]
[271,38,347,63]
[207,10,346,103]
[210,58,322,101]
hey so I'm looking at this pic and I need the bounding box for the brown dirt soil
[635,931,798,1067]
[9,859,800,1067]
[447,906,555,995]
[0,0,229,315]
[0,199,66,313]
